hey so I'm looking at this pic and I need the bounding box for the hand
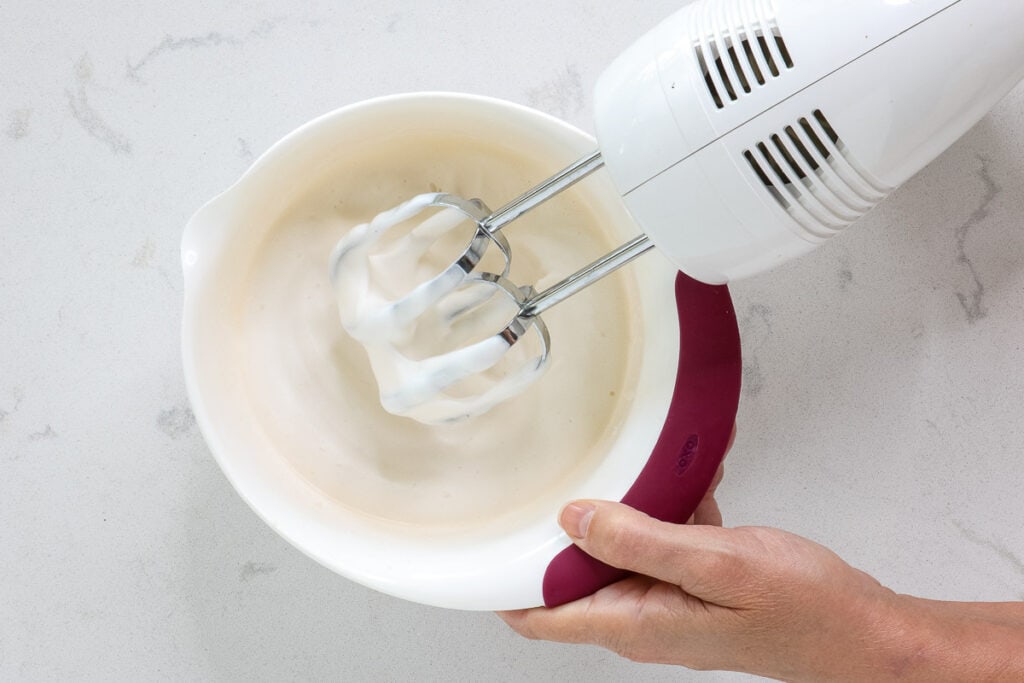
[502,502,896,679]
[499,502,1024,681]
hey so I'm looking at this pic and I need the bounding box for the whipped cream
[329,192,548,424]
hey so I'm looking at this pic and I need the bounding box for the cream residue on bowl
[233,131,641,532]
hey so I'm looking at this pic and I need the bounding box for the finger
[497,609,533,635]
[497,575,682,648]
[560,500,737,597]
[691,495,722,527]
[708,462,725,494]
[497,597,607,645]
[692,462,725,526]
[687,463,725,525]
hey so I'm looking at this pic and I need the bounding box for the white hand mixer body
[332,0,1024,424]
[599,0,1024,283]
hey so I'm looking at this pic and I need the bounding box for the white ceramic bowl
[181,93,740,610]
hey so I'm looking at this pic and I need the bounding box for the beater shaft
[483,151,605,232]
[520,234,654,318]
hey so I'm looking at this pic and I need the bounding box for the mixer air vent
[743,110,892,238]
[692,0,794,109]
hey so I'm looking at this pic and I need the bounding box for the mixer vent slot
[693,0,794,109]
[743,110,892,238]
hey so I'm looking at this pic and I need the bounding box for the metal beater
[328,151,653,424]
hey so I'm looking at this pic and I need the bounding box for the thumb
[560,500,738,600]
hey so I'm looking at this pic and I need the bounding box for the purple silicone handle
[542,272,742,607]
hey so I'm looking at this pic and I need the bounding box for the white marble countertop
[3,1,1023,681]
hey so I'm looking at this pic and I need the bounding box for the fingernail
[560,502,595,540]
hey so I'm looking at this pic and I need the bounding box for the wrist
[876,594,1024,681]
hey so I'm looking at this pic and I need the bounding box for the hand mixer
[332,0,1024,424]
